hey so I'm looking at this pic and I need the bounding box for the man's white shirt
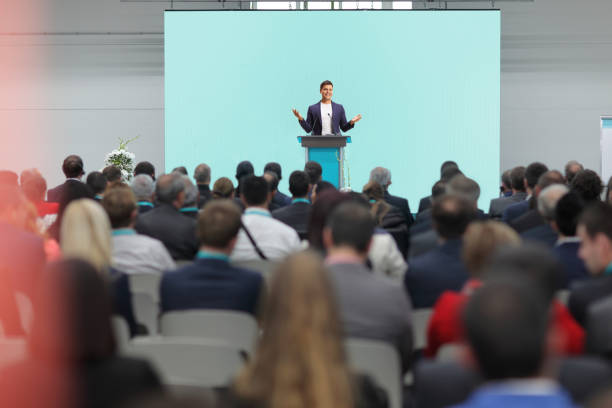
[112,230,176,274]
[231,208,301,262]
[320,102,333,135]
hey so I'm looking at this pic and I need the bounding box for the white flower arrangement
[104,136,139,182]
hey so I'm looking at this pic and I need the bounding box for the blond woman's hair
[234,251,354,408]
[60,199,112,272]
[363,180,391,225]
[462,221,521,277]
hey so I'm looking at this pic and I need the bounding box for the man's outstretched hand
[292,108,304,122]
[350,114,362,125]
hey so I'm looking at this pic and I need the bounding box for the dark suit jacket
[272,191,291,208]
[197,184,213,208]
[47,179,82,203]
[272,201,310,240]
[511,208,544,233]
[405,239,469,308]
[110,268,139,337]
[418,196,432,214]
[134,203,198,261]
[299,101,354,135]
[384,191,414,226]
[409,229,439,259]
[520,223,558,248]
[137,203,154,214]
[553,241,590,288]
[160,258,263,316]
[568,276,612,327]
[501,200,530,223]
[488,191,527,218]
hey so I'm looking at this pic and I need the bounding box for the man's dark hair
[156,173,185,204]
[501,169,512,190]
[289,170,310,198]
[525,162,549,189]
[326,201,375,253]
[555,192,585,237]
[537,170,565,190]
[102,165,122,183]
[86,171,107,195]
[193,163,211,184]
[101,186,137,229]
[441,166,463,182]
[432,194,475,239]
[320,80,333,90]
[432,180,446,198]
[241,175,269,207]
[305,161,323,184]
[578,201,612,242]
[463,278,549,380]
[571,169,602,203]
[198,200,242,248]
[440,161,458,175]
[315,180,336,196]
[62,155,84,178]
[134,161,155,179]
[264,162,282,181]
[172,166,188,176]
[510,166,526,191]
[235,161,255,182]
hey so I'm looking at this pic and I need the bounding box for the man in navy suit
[272,170,311,240]
[160,200,263,316]
[47,154,85,202]
[370,166,415,226]
[502,162,549,223]
[292,80,361,135]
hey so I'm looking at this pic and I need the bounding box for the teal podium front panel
[309,148,340,188]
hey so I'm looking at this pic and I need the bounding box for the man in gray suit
[323,201,413,372]
[488,166,527,218]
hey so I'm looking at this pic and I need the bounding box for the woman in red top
[425,221,584,357]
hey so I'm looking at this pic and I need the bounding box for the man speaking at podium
[292,80,362,135]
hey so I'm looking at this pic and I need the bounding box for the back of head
[362,180,385,202]
[462,221,521,277]
[263,172,279,193]
[264,162,282,181]
[172,166,188,176]
[571,169,603,203]
[235,161,254,183]
[326,201,375,253]
[235,251,352,408]
[369,166,391,188]
[510,166,526,191]
[431,180,446,198]
[212,177,235,199]
[102,165,122,183]
[565,160,584,184]
[578,201,612,242]
[0,170,18,187]
[101,186,137,229]
[181,176,198,207]
[441,166,463,182]
[525,162,549,190]
[134,161,155,179]
[131,174,155,201]
[446,175,480,204]
[156,172,185,204]
[241,175,269,207]
[0,184,38,233]
[197,200,242,248]
[22,172,47,203]
[537,170,566,191]
[308,190,350,250]
[463,278,549,380]
[537,184,569,220]
[60,199,112,272]
[432,194,475,240]
[289,170,310,198]
[193,163,211,184]
[19,168,41,187]
[304,161,323,184]
[62,155,84,179]
[501,169,512,190]
[441,161,458,174]
[86,171,107,195]
[555,192,585,237]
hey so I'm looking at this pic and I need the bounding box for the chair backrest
[412,308,433,350]
[345,338,402,408]
[128,273,162,303]
[112,315,131,351]
[556,289,570,306]
[14,291,33,334]
[436,343,463,363]
[0,337,28,370]
[125,338,245,387]
[231,260,279,279]
[132,293,159,335]
[160,310,258,354]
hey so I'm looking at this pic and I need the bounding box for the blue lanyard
[245,209,271,218]
[292,198,310,204]
[180,207,198,213]
[197,251,229,262]
[605,262,612,276]
[112,228,136,236]
[138,201,154,207]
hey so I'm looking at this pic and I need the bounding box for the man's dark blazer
[110,268,139,336]
[520,223,558,248]
[501,200,530,223]
[384,191,414,226]
[568,276,612,327]
[197,184,213,209]
[418,196,432,214]
[409,229,439,260]
[272,201,310,240]
[488,191,527,218]
[299,101,354,135]
[404,238,469,308]
[511,208,544,233]
[134,203,198,261]
[412,209,486,237]
[47,179,82,203]
[553,241,590,288]
[160,258,263,316]
[272,191,291,208]
[137,202,154,214]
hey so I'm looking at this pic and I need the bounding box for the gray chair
[112,315,131,351]
[160,310,258,354]
[412,308,433,350]
[345,338,402,408]
[231,259,279,279]
[128,273,161,303]
[436,343,463,363]
[132,292,159,335]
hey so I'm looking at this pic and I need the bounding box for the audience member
[21,170,59,230]
[87,171,107,200]
[212,177,235,200]
[454,279,576,408]
[552,193,589,287]
[500,168,513,197]
[323,201,413,372]
[311,180,336,203]
[263,171,283,211]
[179,176,199,219]
[369,166,414,226]
[405,194,472,308]
[417,161,458,213]
[488,165,526,218]
[101,186,175,275]
[272,170,311,240]
[134,160,156,180]
[131,174,156,214]
[425,221,521,357]
[363,181,407,230]
[135,172,198,261]
[0,170,19,186]
[521,184,568,247]
[565,160,584,185]
[47,154,85,202]
[47,178,95,241]
[568,202,612,326]
[304,160,323,184]
[193,163,212,208]
[264,162,291,208]
[172,166,188,176]
[103,165,123,187]
[502,161,549,223]
[571,170,603,204]
[231,175,300,262]
[308,190,351,252]
[235,161,254,198]
[60,199,138,335]
[161,200,263,316]
[230,251,387,408]
[411,179,446,235]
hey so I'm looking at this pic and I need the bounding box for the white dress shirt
[320,102,333,135]
[112,229,176,274]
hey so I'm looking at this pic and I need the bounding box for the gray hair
[156,172,185,204]
[182,176,199,207]
[369,167,391,188]
[193,163,211,184]
[447,175,481,203]
[538,184,569,220]
[131,174,155,201]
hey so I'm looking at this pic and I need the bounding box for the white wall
[2,0,612,191]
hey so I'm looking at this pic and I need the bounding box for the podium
[297,135,351,189]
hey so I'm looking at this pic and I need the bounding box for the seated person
[272,170,312,240]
